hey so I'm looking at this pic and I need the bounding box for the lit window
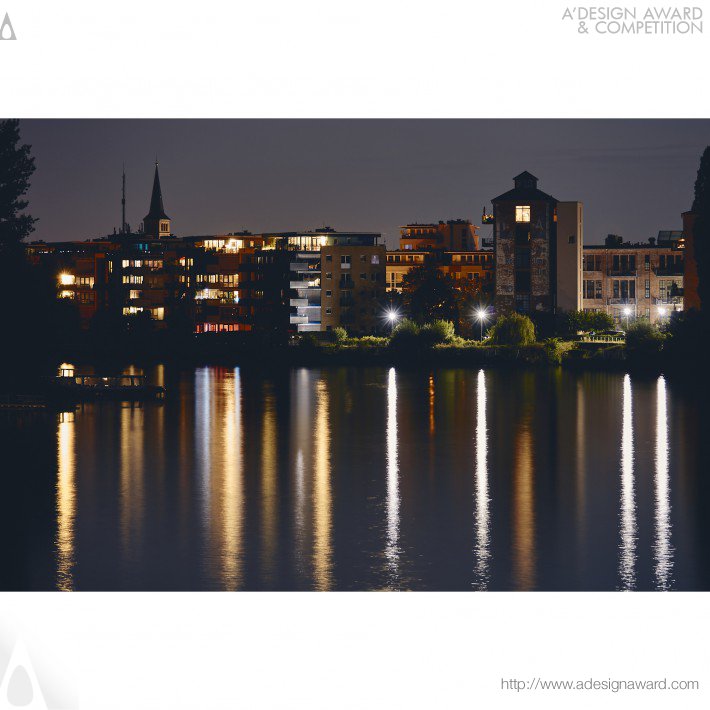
[152,307,165,321]
[59,273,75,286]
[515,205,531,223]
[371,255,380,264]
[129,290,141,300]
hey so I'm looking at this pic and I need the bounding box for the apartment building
[582,234,684,325]
[258,228,385,335]
[400,220,479,251]
[386,219,493,295]
[320,242,386,334]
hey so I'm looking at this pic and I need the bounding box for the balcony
[290,298,309,307]
[608,298,636,305]
[290,280,320,289]
[653,266,684,276]
[607,269,637,277]
[290,315,308,325]
[297,323,321,333]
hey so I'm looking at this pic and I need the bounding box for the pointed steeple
[145,162,170,221]
[142,162,171,238]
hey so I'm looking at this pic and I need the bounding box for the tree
[0,119,37,255]
[401,260,480,330]
[568,309,615,334]
[488,312,536,346]
[692,147,710,310]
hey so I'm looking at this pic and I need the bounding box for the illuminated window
[152,307,165,321]
[160,222,169,233]
[129,290,141,300]
[59,273,75,286]
[59,290,74,299]
[515,205,531,223]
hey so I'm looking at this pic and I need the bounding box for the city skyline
[21,119,710,248]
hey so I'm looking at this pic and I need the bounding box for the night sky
[19,119,710,248]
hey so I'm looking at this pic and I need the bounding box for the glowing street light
[474,307,489,340]
[623,306,632,330]
[385,309,401,333]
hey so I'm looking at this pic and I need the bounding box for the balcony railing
[608,297,636,305]
[607,269,637,276]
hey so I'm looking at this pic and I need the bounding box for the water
[1,365,708,591]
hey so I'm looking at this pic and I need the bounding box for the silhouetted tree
[0,119,37,255]
[0,120,81,374]
[401,261,480,331]
[692,146,710,309]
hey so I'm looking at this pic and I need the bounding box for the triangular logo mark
[0,641,48,709]
[0,13,16,40]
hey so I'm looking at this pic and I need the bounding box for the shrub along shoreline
[6,312,704,392]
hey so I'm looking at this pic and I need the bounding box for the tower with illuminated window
[143,162,171,239]
[492,171,555,314]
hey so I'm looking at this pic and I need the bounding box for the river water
[2,365,708,591]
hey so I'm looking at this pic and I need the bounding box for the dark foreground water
[1,365,709,591]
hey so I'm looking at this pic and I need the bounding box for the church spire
[142,162,171,238]
[145,161,170,221]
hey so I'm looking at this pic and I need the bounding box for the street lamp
[474,307,489,341]
[623,306,632,330]
[385,309,401,334]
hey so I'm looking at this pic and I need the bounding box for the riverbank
[3,330,701,393]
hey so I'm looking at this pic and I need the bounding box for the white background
[2,1,710,709]
[1,1,709,117]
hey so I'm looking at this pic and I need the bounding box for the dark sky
[20,119,710,248]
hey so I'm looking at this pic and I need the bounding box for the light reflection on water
[654,376,673,591]
[56,412,76,591]
[618,374,637,591]
[385,367,401,587]
[37,366,704,591]
[472,369,490,590]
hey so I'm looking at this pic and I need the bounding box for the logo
[0,12,16,40]
[0,642,48,709]
[0,638,76,710]
[562,6,703,35]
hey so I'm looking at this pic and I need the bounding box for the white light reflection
[196,367,212,532]
[618,374,637,591]
[473,369,490,590]
[56,412,76,591]
[654,376,674,590]
[385,367,400,583]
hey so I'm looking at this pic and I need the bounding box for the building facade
[386,219,493,295]
[399,220,479,252]
[582,234,684,325]
[320,242,386,334]
[682,211,701,311]
[261,228,386,335]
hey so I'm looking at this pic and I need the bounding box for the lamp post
[475,307,488,341]
[623,306,632,331]
[386,309,400,334]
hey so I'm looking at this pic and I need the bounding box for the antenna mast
[121,165,127,234]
